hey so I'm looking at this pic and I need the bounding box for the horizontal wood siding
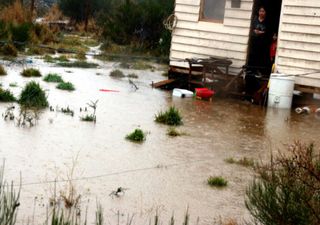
[277,0,320,87]
[170,0,253,72]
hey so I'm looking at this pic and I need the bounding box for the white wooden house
[169,0,320,91]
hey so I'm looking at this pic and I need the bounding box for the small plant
[80,114,96,122]
[110,69,125,78]
[21,68,42,77]
[155,106,182,126]
[132,61,154,70]
[19,81,48,108]
[127,73,139,79]
[59,106,74,117]
[80,100,98,123]
[167,127,182,137]
[126,129,146,143]
[57,61,98,68]
[0,65,7,75]
[76,51,86,60]
[43,73,64,83]
[56,82,75,91]
[207,176,228,187]
[1,43,18,57]
[9,83,18,87]
[225,157,255,167]
[0,88,16,102]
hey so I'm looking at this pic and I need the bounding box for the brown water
[1,53,320,225]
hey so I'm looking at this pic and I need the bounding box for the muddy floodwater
[1,53,320,225]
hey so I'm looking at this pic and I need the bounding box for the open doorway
[246,0,283,76]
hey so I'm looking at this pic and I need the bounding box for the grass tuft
[224,157,255,167]
[21,68,42,77]
[19,81,48,108]
[43,73,64,83]
[80,114,96,122]
[0,65,7,75]
[155,106,182,126]
[56,82,75,91]
[207,176,228,187]
[110,69,125,78]
[167,127,183,137]
[0,88,16,102]
[127,73,139,79]
[126,129,146,143]
[57,61,98,68]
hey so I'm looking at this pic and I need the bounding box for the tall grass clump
[43,73,64,83]
[126,129,146,143]
[1,43,18,57]
[245,141,320,225]
[207,176,228,188]
[0,88,16,102]
[56,82,75,91]
[19,81,48,108]
[0,65,7,75]
[21,68,42,77]
[155,106,182,126]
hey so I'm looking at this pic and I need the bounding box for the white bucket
[268,74,295,109]
[172,88,194,98]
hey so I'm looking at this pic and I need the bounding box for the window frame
[199,0,227,23]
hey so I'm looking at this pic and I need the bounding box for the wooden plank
[152,79,176,88]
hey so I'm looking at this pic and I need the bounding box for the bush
[9,22,32,43]
[155,106,182,126]
[56,82,75,91]
[0,88,16,102]
[43,73,64,83]
[19,81,48,108]
[21,68,42,77]
[207,176,228,187]
[1,43,18,57]
[110,69,125,78]
[245,141,320,225]
[0,65,7,75]
[126,129,145,143]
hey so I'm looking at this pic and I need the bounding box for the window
[200,0,227,22]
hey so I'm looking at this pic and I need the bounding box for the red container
[195,88,215,98]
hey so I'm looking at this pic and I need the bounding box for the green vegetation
[155,106,182,126]
[0,65,7,75]
[207,176,228,188]
[57,61,98,68]
[21,68,42,77]
[56,82,75,91]
[109,69,125,78]
[9,83,18,87]
[246,142,320,225]
[44,55,70,63]
[76,51,86,60]
[43,73,64,83]
[132,61,154,70]
[1,43,18,57]
[127,73,139,79]
[225,157,255,168]
[126,129,146,143]
[80,114,96,122]
[0,88,16,102]
[167,127,184,137]
[18,81,48,108]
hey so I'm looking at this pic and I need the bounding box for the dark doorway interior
[246,0,283,75]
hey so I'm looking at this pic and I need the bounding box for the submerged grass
[56,82,75,91]
[110,69,125,78]
[21,68,42,77]
[80,114,96,122]
[57,61,98,68]
[155,106,182,126]
[127,73,139,79]
[0,65,7,75]
[9,83,18,87]
[225,157,255,168]
[167,127,184,137]
[43,73,64,83]
[207,176,228,188]
[18,81,48,108]
[126,129,146,143]
[0,88,16,102]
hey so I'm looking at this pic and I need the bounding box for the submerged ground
[0,48,319,225]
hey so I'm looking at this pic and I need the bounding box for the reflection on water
[0,55,320,224]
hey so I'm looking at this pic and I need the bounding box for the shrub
[127,73,138,79]
[19,81,48,108]
[245,141,320,225]
[21,68,42,77]
[43,73,64,83]
[207,176,228,187]
[10,22,32,43]
[0,88,16,102]
[126,129,146,143]
[1,43,18,57]
[76,51,86,60]
[80,114,96,122]
[57,61,98,68]
[56,82,75,91]
[110,69,125,78]
[155,106,182,126]
[0,65,7,75]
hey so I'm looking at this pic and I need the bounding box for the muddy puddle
[1,50,320,225]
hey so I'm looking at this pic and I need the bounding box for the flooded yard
[1,53,320,225]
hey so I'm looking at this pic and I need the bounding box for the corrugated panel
[277,0,320,87]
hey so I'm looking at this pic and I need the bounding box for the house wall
[170,0,253,74]
[276,0,320,87]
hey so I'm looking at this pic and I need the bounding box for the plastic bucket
[268,74,295,109]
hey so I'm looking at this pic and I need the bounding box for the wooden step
[152,79,176,88]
